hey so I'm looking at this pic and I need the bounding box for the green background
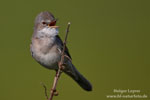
[0,0,150,100]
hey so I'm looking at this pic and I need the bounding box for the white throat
[37,27,59,38]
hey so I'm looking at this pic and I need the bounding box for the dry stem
[41,82,49,100]
[48,22,71,100]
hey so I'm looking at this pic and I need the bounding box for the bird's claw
[58,62,66,70]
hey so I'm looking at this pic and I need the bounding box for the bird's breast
[31,37,61,69]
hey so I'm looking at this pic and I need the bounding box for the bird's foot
[58,62,66,70]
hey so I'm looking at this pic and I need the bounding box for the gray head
[34,11,58,31]
[33,11,59,38]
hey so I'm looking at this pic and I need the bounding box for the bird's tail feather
[64,64,92,91]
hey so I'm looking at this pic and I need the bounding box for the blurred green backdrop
[0,0,150,100]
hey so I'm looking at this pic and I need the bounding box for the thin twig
[41,82,49,100]
[49,22,71,100]
[64,55,72,61]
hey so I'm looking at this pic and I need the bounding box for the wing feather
[55,35,72,59]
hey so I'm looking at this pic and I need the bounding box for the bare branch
[64,55,72,62]
[41,82,49,100]
[49,22,71,100]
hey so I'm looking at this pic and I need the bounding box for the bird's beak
[48,19,59,28]
[48,25,59,28]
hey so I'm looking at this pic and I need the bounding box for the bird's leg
[58,61,66,70]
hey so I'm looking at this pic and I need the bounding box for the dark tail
[64,64,92,91]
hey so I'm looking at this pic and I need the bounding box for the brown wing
[56,35,72,59]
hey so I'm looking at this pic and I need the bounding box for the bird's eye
[49,20,56,26]
[42,22,46,25]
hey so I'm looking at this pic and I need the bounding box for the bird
[30,11,92,91]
